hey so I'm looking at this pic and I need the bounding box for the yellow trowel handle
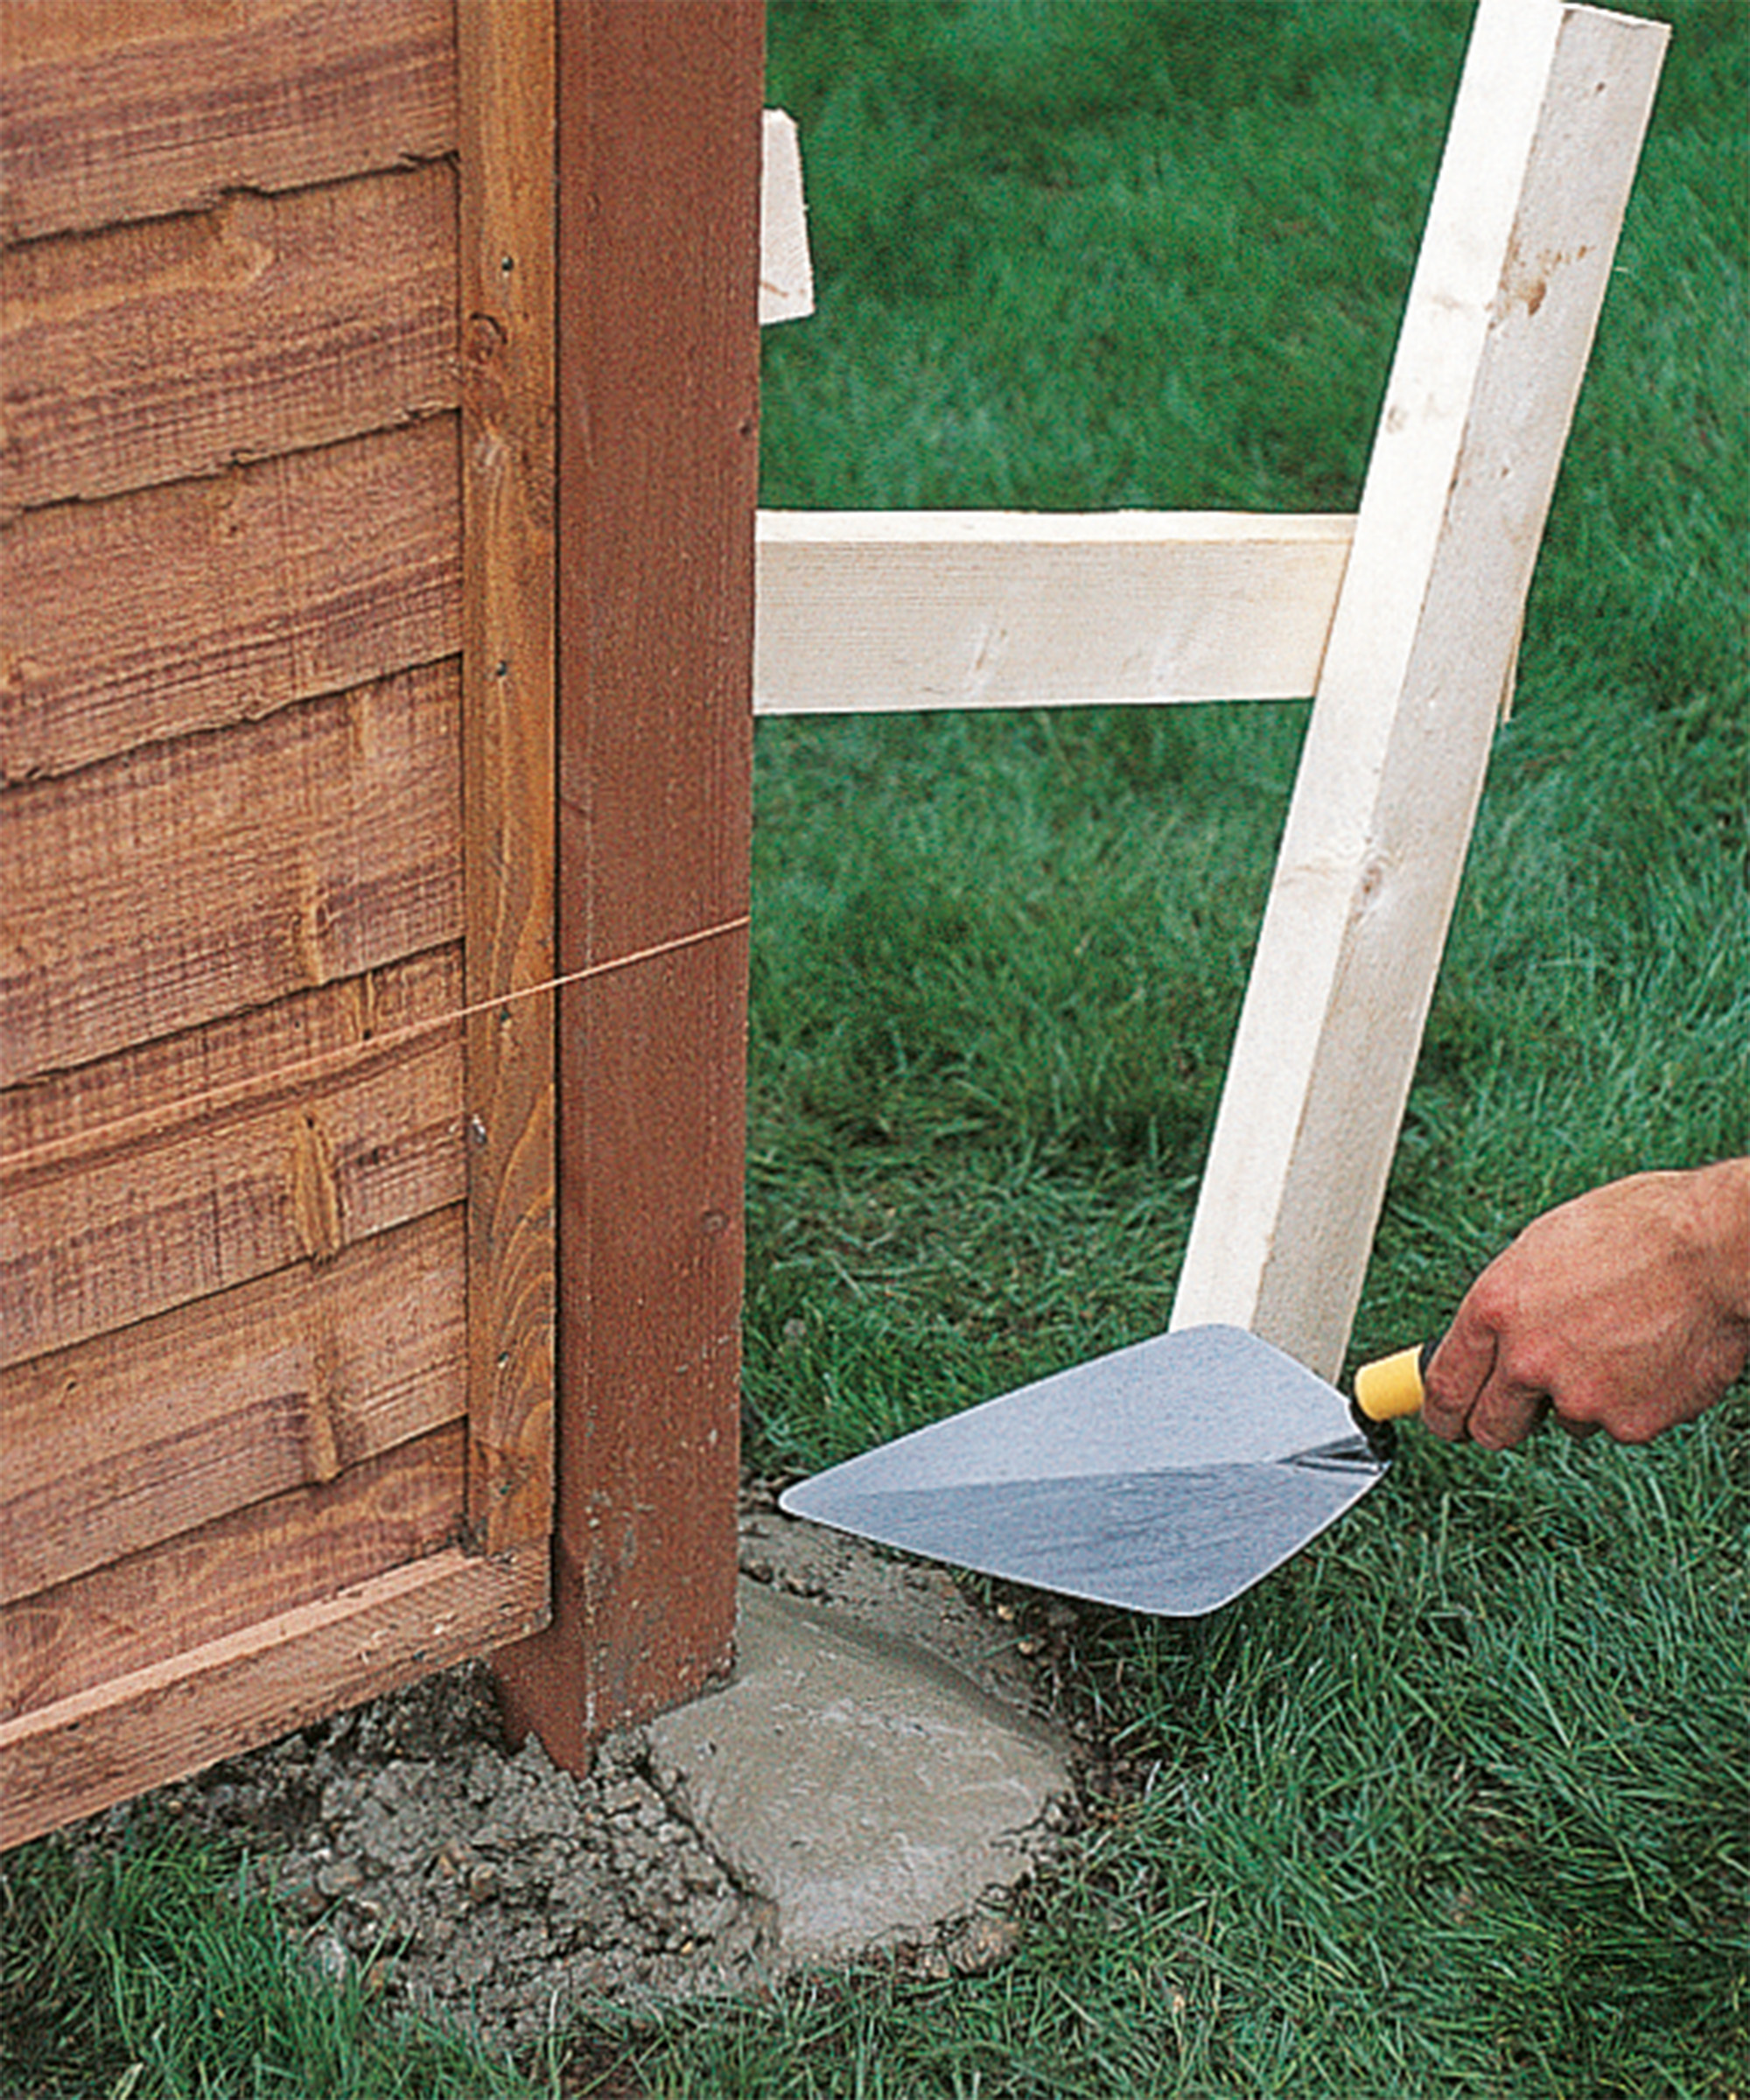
[1354,1340,1436,1425]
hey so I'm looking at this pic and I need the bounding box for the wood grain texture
[0,0,457,246]
[1,163,458,513]
[2,662,461,1084]
[2,951,465,1366]
[754,510,1354,713]
[2,662,459,1082]
[491,0,762,1766]
[458,2,556,1556]
[1,417,460,784]
[3,946,456,1182]
[1171,0,1668,1377]
[0,1544,547,1852]
[3,1423,466,1718]
[759,109,812,325]
[1,1208,465,1603]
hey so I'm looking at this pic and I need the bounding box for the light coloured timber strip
[1,662,462,1085]
[0,1545,547,1852]
[759,111,812,324]
[2,1423,466,1719]
[1170,0,1667,1376]
[1,163,458,513]
[1,984,464,1369]
[0,1209,466,1603]
[0,417,460,784]
[0,0,457,246]
[752,509,1354,715]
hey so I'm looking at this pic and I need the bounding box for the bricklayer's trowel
[779,1325,1429,1616]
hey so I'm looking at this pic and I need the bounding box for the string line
[3,914,752,1185]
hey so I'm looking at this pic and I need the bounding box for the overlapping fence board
[3,1424,466,1719]
[1,418,460,783]
[2,945,457,1180]
[1,162,458,511]
[2,662,462,1082]
[3,988,463,1366]
[0,1209,466,1603]
[0,0,457,244]
[1,1549,545,1857]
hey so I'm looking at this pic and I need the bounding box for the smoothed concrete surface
[648,1577,1070,1966]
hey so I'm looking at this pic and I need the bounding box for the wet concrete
[648,1574,1071,1966]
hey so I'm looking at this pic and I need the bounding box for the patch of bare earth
[116,1490,1105,2061]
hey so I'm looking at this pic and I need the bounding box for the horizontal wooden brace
[752,509,1354,717]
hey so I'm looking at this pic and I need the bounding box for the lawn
[4,3,1745,2095]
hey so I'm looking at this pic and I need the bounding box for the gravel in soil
[154,1662,772,2054]
[106,1497,1091,2060]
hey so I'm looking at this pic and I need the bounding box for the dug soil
[104,1492,1105,2059]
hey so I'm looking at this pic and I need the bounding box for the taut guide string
[3,915,752,1183]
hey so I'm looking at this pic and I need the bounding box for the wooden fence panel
[1,163,458,511]
[1,420,460,784]
[0,0,457,243]
[1,0,556,1851]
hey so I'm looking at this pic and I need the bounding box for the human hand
[1420,1160,1750,1449]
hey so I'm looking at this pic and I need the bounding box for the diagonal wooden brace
[1169,0,1669,1377]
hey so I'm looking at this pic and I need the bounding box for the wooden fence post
[493,0,764,1764]
[1169,0,1667,1378]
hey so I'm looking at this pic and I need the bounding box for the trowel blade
[777,1324,1388,1616]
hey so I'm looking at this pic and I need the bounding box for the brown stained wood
[1,662,462,1085]
[2,955,465,1367]
[0,1208,465,1603]
[3,946,456,1180]
[0,418,460,784]
[492,0,761,1766]
[542,928,747,1740]
[0,0,457,247]
[458,3,556,1556]
[2,1423,466,1720]
[0,1544,547,1852]
[1,164,458,513]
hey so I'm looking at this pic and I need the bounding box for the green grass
[5,3,1745,2095]
[729,3,1750,2092]
[0,1818,551,2096]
